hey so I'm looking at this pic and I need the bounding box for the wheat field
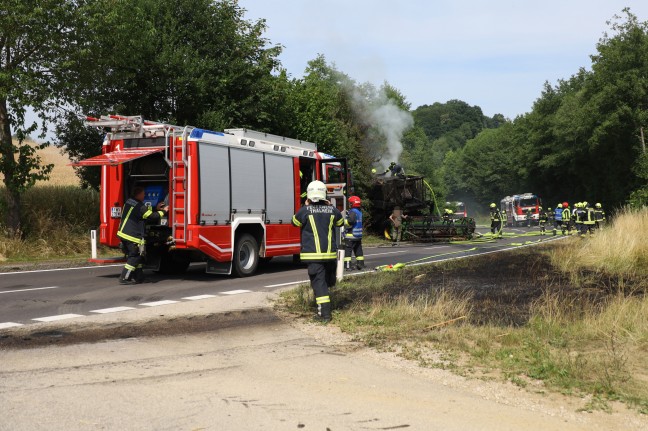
[0,139,79,186]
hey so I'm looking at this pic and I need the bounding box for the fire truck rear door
[69,148,165,166]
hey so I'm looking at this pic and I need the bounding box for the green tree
[0,0,81,235]
[57,0,283,188]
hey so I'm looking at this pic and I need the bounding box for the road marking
[182,294,218,301]
[423,245,451,250]
[265,280,309,288]
[221,290,252,295]
[32,314,83,322]
[0,322,23,329]
[90,306,136,314]
[365,250,408,257]
[0,265,122,276]
[0,286,60,294]
[140,300,179,307]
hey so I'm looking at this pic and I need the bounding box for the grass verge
[278,209,648,414]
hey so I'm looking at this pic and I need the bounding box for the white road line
[365,250,408,257]
[423,245,451,250]
[220,290,252,295]
[1,264,122,276]
[32,314,83,322]
[265,280,309,288]
[0,286,60,294]
[90,306,136,314]
[139,300,179,307]
[0,322,23,329]
[182,294,218,301]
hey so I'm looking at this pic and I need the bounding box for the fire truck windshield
[520,198,537,207]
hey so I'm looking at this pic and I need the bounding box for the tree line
[1,1,646,236]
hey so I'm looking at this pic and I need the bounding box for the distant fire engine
[500,193,542,226]
[74,115,348,276]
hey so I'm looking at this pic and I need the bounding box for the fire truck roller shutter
[230,148,265,214]
[264,154,295,223]
[198,143,230,224]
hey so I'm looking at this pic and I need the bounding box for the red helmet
[562,202,569,208]
[349,196,361,208]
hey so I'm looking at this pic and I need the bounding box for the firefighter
[117,186,168,285]
[292,180,344,322]
[594,203,606,229]
[553,204,563,236]
[561,202,571,235]
[525,207,533,228]
[442,208,454,224]
[574,202,585,235]
[384,161,405,178]
[489,203,502,237]
[538,206,548,235]
[344,196,365,270]
[583,202,596,235]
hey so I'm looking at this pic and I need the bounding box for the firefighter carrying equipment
[117,198,166,245]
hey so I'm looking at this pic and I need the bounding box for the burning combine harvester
[368,170,475,241]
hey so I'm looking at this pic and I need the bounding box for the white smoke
[348,84,413,172]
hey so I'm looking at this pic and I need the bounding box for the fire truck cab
[500,193,542,227]
[74,115,348,277]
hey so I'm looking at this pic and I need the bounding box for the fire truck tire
[233,233,259,277]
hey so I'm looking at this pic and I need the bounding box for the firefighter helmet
[349,196,361,208]
[558,203,563,208]
[563,202,569,208]
[489,203,496,208]
[595,203,602,208]
[548,207,552,212]
[306,180,328,202]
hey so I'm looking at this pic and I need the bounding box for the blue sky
[239,0,648,119]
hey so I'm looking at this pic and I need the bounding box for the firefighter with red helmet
[344,196,365,271]
[117,186,168,285]
[292,181,344,322]
[561,202,571,235]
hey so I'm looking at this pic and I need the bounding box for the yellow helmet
[489,203,496,208]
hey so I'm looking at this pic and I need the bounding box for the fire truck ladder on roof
[166,126,193,244]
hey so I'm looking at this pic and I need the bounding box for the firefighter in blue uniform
[344,196,365,271]
[117,186,168,285]
[292,181,344,322]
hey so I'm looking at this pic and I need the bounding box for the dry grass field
[0,139,78,186]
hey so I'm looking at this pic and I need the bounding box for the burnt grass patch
[333,246,647,326]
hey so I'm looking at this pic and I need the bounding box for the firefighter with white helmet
[292,180,344,322]
[344,196,365,271]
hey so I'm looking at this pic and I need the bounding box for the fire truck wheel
[233,233,259,277]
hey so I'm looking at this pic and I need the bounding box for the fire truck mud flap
[206,259,232,275]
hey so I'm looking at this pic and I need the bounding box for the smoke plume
[348,83,413,171]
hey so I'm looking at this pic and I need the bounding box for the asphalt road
[0,226,562,330]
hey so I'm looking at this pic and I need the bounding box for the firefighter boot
[315,302,332,323]
[345,260,353,271]
[134,266,145,284]
[119,266,137,285]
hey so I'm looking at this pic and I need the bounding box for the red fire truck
[74,115,349,276]
[500,193,542,226]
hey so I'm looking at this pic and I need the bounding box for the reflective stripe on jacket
[117,198,164,245]
[344,208,363,239]
[292,202,344,261]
